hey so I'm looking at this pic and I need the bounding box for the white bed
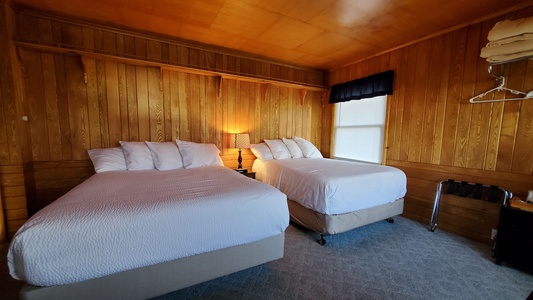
[253,158,406,244]
[8,166,289,299]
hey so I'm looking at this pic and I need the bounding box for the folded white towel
[488,16,533,41]
[486,50,533,63]
[481,39,533,58]
[486,33,533,47]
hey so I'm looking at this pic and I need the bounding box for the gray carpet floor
[2,217,532,299]
[153,217,533,300]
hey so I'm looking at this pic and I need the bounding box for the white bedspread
[253,158,406,215]
[8,166,289,286]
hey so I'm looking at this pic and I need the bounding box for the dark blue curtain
[329,70,394,103]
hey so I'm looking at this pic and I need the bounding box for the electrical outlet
[491,229,497,240]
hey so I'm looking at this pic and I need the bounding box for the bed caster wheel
[430,224,437,232]
[386,218,394,223]
[317,235,326,245]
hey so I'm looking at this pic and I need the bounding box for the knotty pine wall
[331,6,533,244]
[0,5,331,241]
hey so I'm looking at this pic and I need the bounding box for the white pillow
[264,139,292,160]
[119,141,155,170]
[294,136,323,158]
[282,138,304,158]
[250,143,274,162]
[87,147,127,173]
[145,141,184,170]
[176,140,223,169]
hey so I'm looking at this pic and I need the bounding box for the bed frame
[287,198,404,245]
[19,233,284,300]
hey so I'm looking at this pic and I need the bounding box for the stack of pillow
[88,140,223,173]
[250,136,323,162]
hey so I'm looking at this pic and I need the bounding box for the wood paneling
[0,165,27,240]
[20,49,330,162]
[330,6,533,244]
[0,2,30,242]
[13,9,327,88]
[0,2,26,166]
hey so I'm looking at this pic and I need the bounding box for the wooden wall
[330,5,533,244]
[0,2,29,243]
[14,8,326,89]
[18,52,329,164]
[0,5,331,241]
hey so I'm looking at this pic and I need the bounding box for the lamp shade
[230,133,250,149]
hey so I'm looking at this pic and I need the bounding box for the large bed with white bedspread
[8,166,289,299]
[253,158,406,244]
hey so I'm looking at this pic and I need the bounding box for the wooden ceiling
[12,0,533,70]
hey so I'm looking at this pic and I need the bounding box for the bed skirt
[19,232,285,300]
[287,199,404,235]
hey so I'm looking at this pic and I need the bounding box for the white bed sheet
[8,166,289,287]
[253,158,406,215]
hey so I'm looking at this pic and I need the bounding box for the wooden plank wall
[14,8,326,89]
[330,6,533,244]
[19,51,329,164]
[0,2,29,242]
[0,166,27,241]
[0,6,332,240]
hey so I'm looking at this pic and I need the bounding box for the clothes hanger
[469,65,533,103]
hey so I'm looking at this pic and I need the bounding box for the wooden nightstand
[236,171,255,179]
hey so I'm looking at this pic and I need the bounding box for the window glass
[333,96,387,163]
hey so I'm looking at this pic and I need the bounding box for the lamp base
[236,168,248,174]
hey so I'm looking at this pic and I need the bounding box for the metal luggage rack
[429,179,513,232]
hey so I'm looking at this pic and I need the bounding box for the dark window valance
[329,70,394,103]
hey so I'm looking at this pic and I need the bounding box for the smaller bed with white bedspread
[250,137,407,244]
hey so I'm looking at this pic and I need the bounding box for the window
[333,95,387,164]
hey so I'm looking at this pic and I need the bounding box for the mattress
[253,158,406,215]
[8,166,289,287]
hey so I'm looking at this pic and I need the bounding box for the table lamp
[230,133,250,173]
